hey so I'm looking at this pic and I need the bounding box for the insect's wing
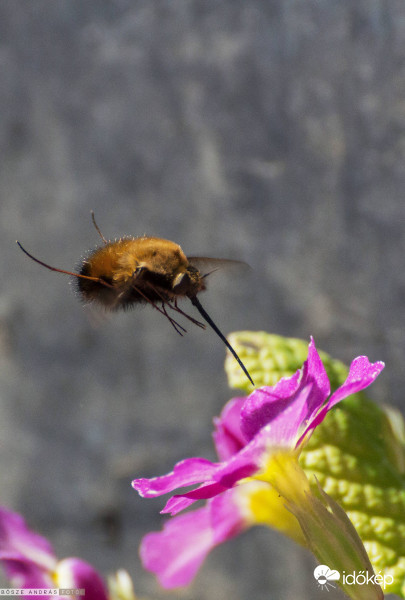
[187,257,251,278]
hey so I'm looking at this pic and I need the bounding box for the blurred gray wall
[1,1,404,599]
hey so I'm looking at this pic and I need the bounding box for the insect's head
[172,266,205,296]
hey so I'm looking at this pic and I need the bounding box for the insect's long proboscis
[190,296,255,386]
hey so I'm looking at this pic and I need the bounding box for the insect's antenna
[91,210,108,244]
[189,295,255,386]
[16,241,114,287]
[201,268,220,280]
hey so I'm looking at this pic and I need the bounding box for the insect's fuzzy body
[78,237,206,309]
[17,214,254,385]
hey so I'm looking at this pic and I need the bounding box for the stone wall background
[1,2,404,599]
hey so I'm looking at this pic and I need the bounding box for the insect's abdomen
[77,239,140,309]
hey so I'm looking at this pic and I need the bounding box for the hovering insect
[17,213,254,385]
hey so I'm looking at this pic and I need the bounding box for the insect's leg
[169,298,206,329]
[160,302,187,335]
[144,283,206,330]
[16,242,115,288]
[91,211,108,244]
[129,281,186,335]
[136,282,189,333]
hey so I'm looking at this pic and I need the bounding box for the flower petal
[132,457,219,498]
[140,491,246,588]
[213,397,247,460]
[0,508,56,587]
[56,558,108,600]
[240,369,303,442]
[327,356,385,411]
[0,559,55,590]
[162,481,229,515]
[301,357,385,440]
[241,340,330,447]
[305,336,331,401]
[213,426,271,488]
[140,507,213,588]
[242,383,317,448]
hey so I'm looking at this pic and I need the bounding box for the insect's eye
[172,271,191,294]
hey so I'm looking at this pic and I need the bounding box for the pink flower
[133,339,384,588]
[0,507,108,600]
